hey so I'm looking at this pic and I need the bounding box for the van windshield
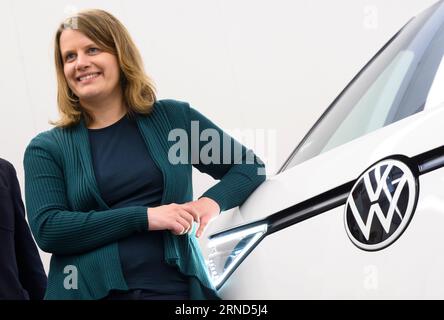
[282,2,444,171]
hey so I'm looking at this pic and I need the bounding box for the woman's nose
[75,52,91,71]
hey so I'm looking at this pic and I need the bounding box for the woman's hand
[147,197,220,237]
[147,203,200,236]
[187,197,221,238]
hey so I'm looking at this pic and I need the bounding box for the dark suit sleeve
[11,164,47,300]
[2,160,47,299]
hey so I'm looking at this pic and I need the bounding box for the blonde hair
[53,9,156,127]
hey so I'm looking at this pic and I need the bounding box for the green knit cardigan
[23,99,265,300]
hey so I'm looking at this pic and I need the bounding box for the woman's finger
[196,216,209,238]
[170,222,185,235]
[175,215,191,233]
[178,209,194,229]
[181,203,200,223]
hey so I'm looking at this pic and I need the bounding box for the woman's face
[59,29,121,105]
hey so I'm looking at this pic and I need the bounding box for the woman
[24,9,265,300]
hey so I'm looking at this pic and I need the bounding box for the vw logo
[344,159,418,251]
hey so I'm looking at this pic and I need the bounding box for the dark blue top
[88,114,188,296]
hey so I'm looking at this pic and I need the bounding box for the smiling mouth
[77,72,101,82]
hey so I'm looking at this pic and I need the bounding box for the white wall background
[0,0,437,273]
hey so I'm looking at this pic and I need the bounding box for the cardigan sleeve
[23,133,149,255]
[188,106,266,212]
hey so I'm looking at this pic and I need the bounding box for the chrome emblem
[344,159,417,251]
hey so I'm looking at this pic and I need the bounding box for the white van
[205,0,444,299]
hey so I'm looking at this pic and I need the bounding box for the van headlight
[206,223,268,289]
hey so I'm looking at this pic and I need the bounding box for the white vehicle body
[205,1,444,299]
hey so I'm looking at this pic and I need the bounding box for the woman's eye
[65,53,76,62]
[88,47,100,54]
